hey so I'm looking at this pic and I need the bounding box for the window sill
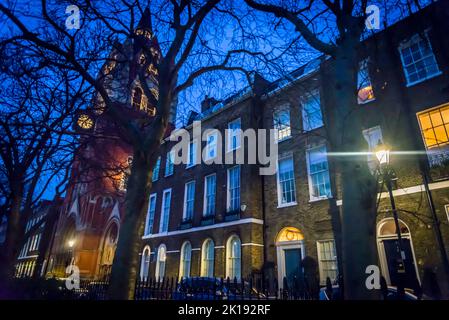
[309,196,331,203]
[200,215,215,226]
[406,71,442,87]
[164,173,173,178]
[303,125,324,133]
[358,98,376,105]
[277,202,298,209]
[185,164,196,169]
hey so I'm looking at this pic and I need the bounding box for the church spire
[136,8,152,35]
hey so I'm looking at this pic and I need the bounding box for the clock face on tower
[77,114,94,130]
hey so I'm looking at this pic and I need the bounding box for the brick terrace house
[139,1,449,295]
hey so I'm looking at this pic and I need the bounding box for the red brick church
[45,9,171,280]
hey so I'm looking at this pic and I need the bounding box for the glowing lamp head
[375,140,390,165]
[67,239,75,248]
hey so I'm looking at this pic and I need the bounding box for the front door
[383,238,419,291]
[284,248,302,288]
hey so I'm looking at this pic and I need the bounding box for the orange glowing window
[358,60,375,104]
[418,104,449,149]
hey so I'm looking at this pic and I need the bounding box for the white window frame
[201,239,215,278]
[155,244,166,280]
[140,245,151,280]
[227,165,241,212]
[363,125,383,173]
[179,241,192,279]
[227,118,241,152]
[226,235,241,281]
[301,90,323,132]
[276,153,297,208]
[144,193,157,236]
[203,173,216,217]
[273,106,292,142]
[159,188,172,233]
[398,31,441,87]
[205,131,218,161]
[306,145,332,201]
[186,140,197,168]
[316,239,338,285]
[164,150,174,177]
[183,181,195,221]
[445,205,449,224]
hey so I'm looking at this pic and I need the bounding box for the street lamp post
[375,142,406,296]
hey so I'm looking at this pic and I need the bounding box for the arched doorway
[377,218,420,290]
[275,227,305,290]
[99,221,119,279]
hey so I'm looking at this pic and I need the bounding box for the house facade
[139,2,449,296]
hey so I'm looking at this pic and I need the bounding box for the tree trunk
[329,43,380,299]
[107,148,157,300]
[0,183,24,296]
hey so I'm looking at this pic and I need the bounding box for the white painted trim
[445,204,449,224]
[215,246,225,249]
[241,243,264,247]
[166,250,180,254]
[276,153,297,207]
[142,218,264,239]
[192,248,201,251]
[336,180,449,206]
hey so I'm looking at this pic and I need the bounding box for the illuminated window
[273,107,291,141]
[201,239,215,278]
[306,145,332,200]
[183,181,195,221]
[357,60,375,104]
[132,87,143,110]
[144,194,157,236]
[155,244,166,280]
[226,235,241,281]
[179,241,192,279]
[277,154,296,206]
[152,157,161,182]
[399,33,440,86]
[418,104,449,166]
[317,240,338,285]
[140,246,151,280]
[302,91,323,131]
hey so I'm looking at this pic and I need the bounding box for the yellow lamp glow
[375,141,390,165]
